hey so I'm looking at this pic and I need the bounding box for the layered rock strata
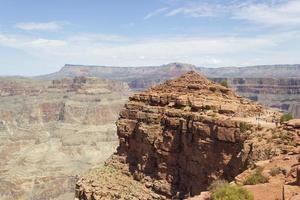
[0,76,130,200]
[76,72,297,199]
[212,77,300,118]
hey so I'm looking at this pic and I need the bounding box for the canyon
[0,63,299,199]
[0,76,129,200]
[38,63,300,118]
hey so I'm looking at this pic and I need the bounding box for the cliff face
[76,72,299,199]
[199,64,300,78]
[212,78,300,118]
[116,72,263,197]
[197,66,300,119]
[0,77,130,200]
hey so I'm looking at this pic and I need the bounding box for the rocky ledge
[75,71,299,199]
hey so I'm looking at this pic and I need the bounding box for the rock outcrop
[76,72,299,199]
[116,71,264,197]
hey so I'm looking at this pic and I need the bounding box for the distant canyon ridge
[38,63,300,118]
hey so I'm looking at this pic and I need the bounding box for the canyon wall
[0,77,129,200]
[37,63,300,118]
[211,78,300,118]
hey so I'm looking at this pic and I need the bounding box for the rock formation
[116,71,264,197]
[76,71,299,199]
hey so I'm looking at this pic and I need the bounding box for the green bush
[211,182,253,200]
[221,80,229,88]
[280,113,293,123]
[269,167,281,176]
[243,168,269,185]
[209,180,228,191]
[239,122,252,133]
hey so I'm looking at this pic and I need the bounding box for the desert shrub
[220,80,229,88]
[203,105,211,110]
[240,122,252,133]
[269,167,282,176]
[211,182,253,200]
[208,180,228,191]
[211,113,217,118]
[264,148,273,158]
[278,131,289,140]
[183,105,191,111]
[272,131,291,141]
[280,114,293,123]
[243,168,269,185]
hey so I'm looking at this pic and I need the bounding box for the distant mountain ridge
[37,63,197,80]
[199,64,300,78]
[37,63,300,80]
[37,63,198,89]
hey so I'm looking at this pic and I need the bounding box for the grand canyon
[39,63,300,118]
[2,1,300,199]
[0,63,299,199]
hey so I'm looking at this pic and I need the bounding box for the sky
[0,0,300,76]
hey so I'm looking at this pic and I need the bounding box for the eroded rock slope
[76,72,299,199]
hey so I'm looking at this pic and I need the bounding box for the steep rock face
[76,72,291,199]
[116,72,264,197]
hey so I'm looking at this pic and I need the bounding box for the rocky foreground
[0,77,129,200]
[76,72,300,199]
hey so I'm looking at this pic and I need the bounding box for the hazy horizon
[1,62,300,77]
[1,0,300,76]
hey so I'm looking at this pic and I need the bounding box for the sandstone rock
[287,119,300,129]
[76,71,299,199]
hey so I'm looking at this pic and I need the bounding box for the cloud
[0,34,67,56]
[68,33,129,43]
[234,0,300,27]
[15,21,66,31]
[1,31,299,67]
[159,0,300,28]
[166,4,224,17]
[144,7,169,20]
